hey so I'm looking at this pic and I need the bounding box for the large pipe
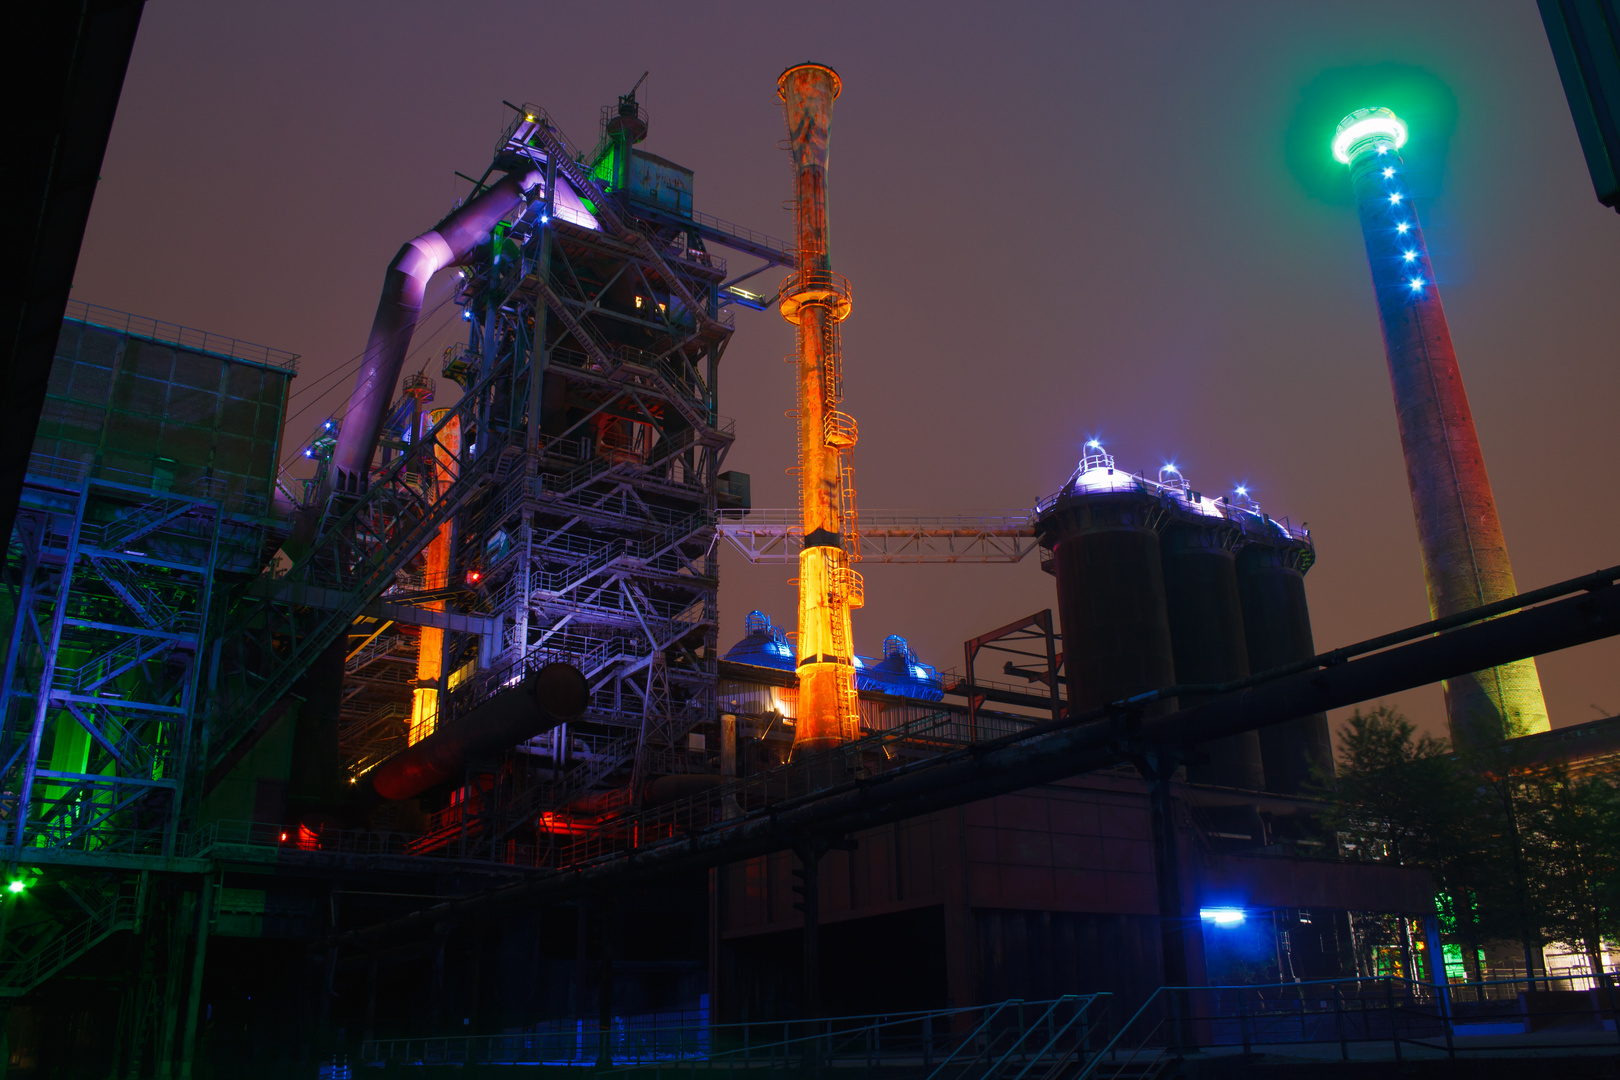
[369,661,587,801]
[327,165,543,496]
[326,576,1620,947]
[779,63,862,753]
[1334,107,1549,745]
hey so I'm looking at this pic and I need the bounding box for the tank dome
[722,610,796,671]
[855,634,944,701]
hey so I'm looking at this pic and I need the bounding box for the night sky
[72,1,1620,743]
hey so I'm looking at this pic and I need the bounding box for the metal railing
[0,878,142,997]
[360,996,1107,1072]
[1080,975,1620,1071]
[64,299,299,370]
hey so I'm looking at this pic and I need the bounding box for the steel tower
[779,64,863,754]
[1334,107,1550,743]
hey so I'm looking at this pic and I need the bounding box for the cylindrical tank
[370,661,588,801]
[1038,492,1178,716]
[1237,539,1333,794]
[1160,522,1265,790]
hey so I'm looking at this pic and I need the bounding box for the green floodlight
[7,880,25,894]
[1333,107,1409,164]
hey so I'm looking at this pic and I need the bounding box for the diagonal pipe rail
[320,565,1620,948]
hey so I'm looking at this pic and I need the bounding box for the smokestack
[1334,107,1550,744]
[778,63,863,754]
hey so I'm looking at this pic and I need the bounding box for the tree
[1317,707,1479,979]
[1453,734,1556,987]
[1535,769,1620,979]
[1317,706,1460,867]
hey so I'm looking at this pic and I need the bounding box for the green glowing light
[1333,107,1408,164]
[7,880,24,894]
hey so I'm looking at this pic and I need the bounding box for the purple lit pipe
[328,167,542,494]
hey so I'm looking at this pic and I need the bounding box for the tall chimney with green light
[1334,107,1549,743]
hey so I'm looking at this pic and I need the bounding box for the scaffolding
[1,311,295,861]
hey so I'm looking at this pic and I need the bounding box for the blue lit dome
[722,610,796,671]
[856,634,944,701]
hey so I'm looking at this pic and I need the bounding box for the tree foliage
[1320,706,1620,979]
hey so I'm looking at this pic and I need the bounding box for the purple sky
[73,1,1620,742]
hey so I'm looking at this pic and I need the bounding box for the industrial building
[0,69,1611,1077]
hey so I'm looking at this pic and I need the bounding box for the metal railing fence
[359,995,1108,1072]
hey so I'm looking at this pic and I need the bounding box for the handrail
[922,998,1021,1080]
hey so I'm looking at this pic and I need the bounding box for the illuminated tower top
[1332,106,1408,163]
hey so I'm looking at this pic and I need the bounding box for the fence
[1082,974,1620,1072]
[360,996,1109,1073]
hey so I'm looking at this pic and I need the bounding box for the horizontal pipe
[369,662,586,801]
[325,576,1620,947]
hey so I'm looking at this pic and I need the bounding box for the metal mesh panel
[40,317,293,509]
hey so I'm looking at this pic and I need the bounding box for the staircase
[205,374,503,781]
[0,878,143,998]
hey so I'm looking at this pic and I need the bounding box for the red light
[279,832,288,842]
[467,570,482,584]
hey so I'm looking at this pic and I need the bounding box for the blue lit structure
[857,635,944,701]
[721,614,943,700]
[722,610,797,671]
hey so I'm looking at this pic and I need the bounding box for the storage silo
[1035,444,1178,716]
[1159,507,1265,791]
[1236,534,1333,794]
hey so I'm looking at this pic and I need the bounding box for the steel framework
[717,508,1039,563]
[259,92,796,844]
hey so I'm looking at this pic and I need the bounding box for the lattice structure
[2,312,295,859]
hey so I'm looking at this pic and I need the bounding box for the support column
[1136,749,1193,1050]
[157,890,196,1077]
[363,952,378,1047]
[793,842,823,1020]
[177,873,217,1080]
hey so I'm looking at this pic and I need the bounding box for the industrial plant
[5,33,1620,1079]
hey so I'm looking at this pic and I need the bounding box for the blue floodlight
[1389,192,1403,204]
[1410,277,1425,292]
[1200,907,1245,927]
[1395,222,1410,234]
[1403,250,1417,262]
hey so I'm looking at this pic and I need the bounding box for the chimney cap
[778,63,842,101]
[1333,107,1407,164]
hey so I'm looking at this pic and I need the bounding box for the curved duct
[328,166,544,495]
[369,661,588,801]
